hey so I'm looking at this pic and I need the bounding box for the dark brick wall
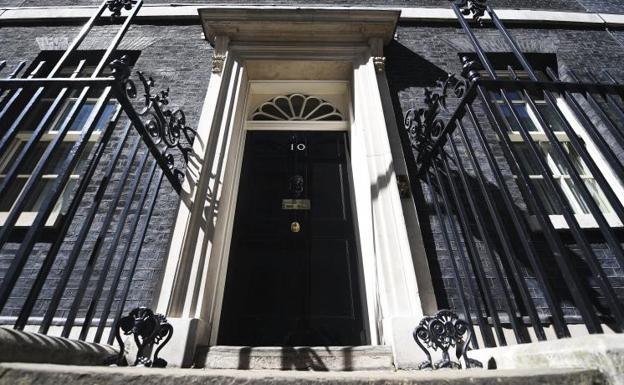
[386,22,624,327]
[577,0,624,12]
[0,22,211,325]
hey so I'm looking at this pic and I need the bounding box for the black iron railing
[408,0,624,348]
[0,0,193,346]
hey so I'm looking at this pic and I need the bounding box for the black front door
[218,130,366,346]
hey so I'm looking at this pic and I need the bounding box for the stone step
[195,345,394,371]
[0,363,607,385]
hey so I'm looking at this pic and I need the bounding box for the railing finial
[451,0,487,24]
[107,0,134,20]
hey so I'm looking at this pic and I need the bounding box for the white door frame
[155,7,432,368]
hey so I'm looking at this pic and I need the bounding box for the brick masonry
[0,22,212,327]
[0,0,623,341]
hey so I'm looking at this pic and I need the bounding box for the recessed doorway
[217,130,365,346]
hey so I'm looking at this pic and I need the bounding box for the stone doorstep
[0,327,118,366]
[470,334,624,385]
[0,363,607,385]
[196,345,394,371]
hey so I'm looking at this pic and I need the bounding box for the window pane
[51,100,116,133]
[0,177,27,211]
[535,103,566,132]
[585,179,614,214]
[563,142,588,176]
[530,178,559,215]
[22,177,75,214]
[563,178,590,214]
[512,142,543,175]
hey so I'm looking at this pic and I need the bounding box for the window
[0,51,129,228]
[490,69,620,228]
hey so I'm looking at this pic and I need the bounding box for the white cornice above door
[198,8,400,46]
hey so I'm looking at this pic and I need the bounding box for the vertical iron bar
[61,143,148,338]
[0,61,26,111]
[545,68,624,185]
[0,88,112,312]
[441,142,526,343]
[106,168,163,345]
[39,122,134,335]
[584,72,624,123]
[490,9,624,280]
[425,171,481,348]
[0,61,47,150]
[0,60,87,197]
[567,70,624,149]
[464,104,570,338]
[14,105,122,330]
[432,158,507,345]
[47,1,109,77]
[453,5,608,332]
[81,158,158,342]
[506,69,624,329]
[96,162,158,342]
[477,84,603,332]
[0,0,109,149]
[450,3,497,78]
[452,119,547,340]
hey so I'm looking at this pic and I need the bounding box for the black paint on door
[218,131,366,346]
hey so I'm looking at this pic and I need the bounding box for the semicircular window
[250,94,344,121]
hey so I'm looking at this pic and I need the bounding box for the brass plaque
[281,199,311,210]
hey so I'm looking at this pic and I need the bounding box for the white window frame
[497,85,624,229]
[0,97,114,228]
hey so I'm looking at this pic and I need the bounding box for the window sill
[528,213,623,231]
[0,211,61,228]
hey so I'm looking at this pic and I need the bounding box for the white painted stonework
[153,7,434,368]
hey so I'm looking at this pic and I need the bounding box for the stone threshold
[0,363,607,385]
[195,345,394,371]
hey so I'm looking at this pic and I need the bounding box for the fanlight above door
[250,94,343,121]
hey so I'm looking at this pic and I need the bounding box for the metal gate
[0,0,194,345]
[408,0,624,348]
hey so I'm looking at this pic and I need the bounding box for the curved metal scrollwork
[251,94,343,121]
[404,74,466,168]
[113,307,173,368]
[107,0,134,19]
[404,56,480,174]
[109,55,196,183]
[413,310,482,370]
[452,0,487,24]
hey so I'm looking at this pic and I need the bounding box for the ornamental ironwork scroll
[404,74,467,170]
[404,56,480,174]
[110,55,197,182]
[413,310,482,370]
[112,307,173,367]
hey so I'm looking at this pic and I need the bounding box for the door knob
[290,221,301,233]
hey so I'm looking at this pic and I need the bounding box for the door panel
[218,130,365,346]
